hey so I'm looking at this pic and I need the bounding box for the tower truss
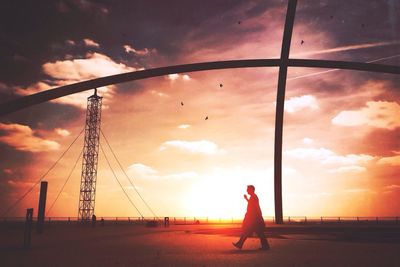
[78,89,102,221]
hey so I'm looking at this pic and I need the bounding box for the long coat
[242,194,265,234]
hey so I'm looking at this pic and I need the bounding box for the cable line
[46,148,83,216]
[100,129,158,218]
[0,128,84,217]
[99,142,144,218]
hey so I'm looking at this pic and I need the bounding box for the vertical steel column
[274,0,297,224]
[37,181,48,233]
[78,89,102,221]
[24,208,33,248]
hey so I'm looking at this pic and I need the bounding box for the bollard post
[164,217,169,227]
[37,181,48,234]
[24,208,34,249]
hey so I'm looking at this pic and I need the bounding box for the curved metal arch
[0,59,399,116]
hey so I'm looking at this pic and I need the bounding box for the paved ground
[1,223,400,267]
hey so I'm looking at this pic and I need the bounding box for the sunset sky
[0,0,399,219]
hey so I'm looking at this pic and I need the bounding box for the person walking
[233,185,270,250]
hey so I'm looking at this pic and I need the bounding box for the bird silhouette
[205,116,208,120]
[219,83,223,88]
[238,21,241,25]
[181,101,184,106]
[301,40,304,45]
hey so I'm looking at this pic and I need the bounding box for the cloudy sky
[0,0,399,218]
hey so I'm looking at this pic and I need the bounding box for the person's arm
[244,194,249,202]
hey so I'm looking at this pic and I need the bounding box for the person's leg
[256,228,270,250]
[233,229,252,249]
[233,235,247,248]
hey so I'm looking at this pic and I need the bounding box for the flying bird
[219,83,223,88]
[205,116,208,120]
[238,21,241,25]
[301,40,304,45]
[181,101,184,106]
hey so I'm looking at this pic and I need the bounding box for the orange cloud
[55,128,71,137]
[378,155,400,166]
[332,101,400,130]
[0,123,60,152]
[15,52,135,108]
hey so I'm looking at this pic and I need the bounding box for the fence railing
[0,216,399,225]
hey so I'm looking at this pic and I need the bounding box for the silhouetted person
[233,185,270,250]
[92,214,97,228]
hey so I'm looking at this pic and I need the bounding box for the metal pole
[24,208,33,249]
[37,181,48,234]
[274,0,297,225]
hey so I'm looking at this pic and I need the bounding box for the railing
[0,216,399,225]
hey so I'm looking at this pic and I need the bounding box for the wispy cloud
[385,184,400,190]
[65,39,76,46]
[128,163,158,178]
[328,165,366,173]
[292,41,400,57]
[332,101,400,130]
[15,52,135,108]
[302,137,314,144]
[284,147,374,166]
[7,180,35,188]
[83,38,100,48]
[0,123,60,152]
[378,155,400,166]
[160,140,225,155]
[127,163,199,180]
[167,73,191,81]
[178,124,191,129]
[342,188,375,194]
[284,95,319,113]
[123,44,155,56]
[55,128,71,137]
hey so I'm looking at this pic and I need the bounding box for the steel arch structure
[1,0,400,223]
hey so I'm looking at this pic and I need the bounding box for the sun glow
[184,168,273,219]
